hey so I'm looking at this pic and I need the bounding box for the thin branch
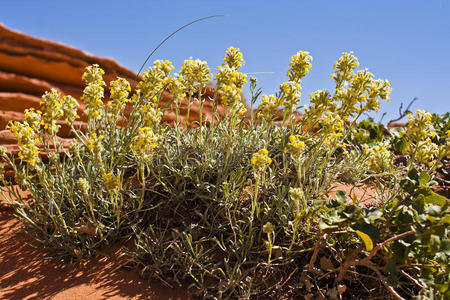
[362,230,415,263]
[363,262,406,300]
[306,235,326,275]
[400,270,426,289]
[387,97,418,126]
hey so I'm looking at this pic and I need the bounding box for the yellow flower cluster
[405,110,436,143]
[131,127,159,161]
[82,64,106,85]
[289,187,303,207]
[364,142,393,172]
[41,89,63,135]
[286,51,312,82]
[262,221,275,234]
[280,81,301,111]
[166,74,186,102]
[334,68,391,118]
[222,46,245,70]
[85,133,104,154]
[154,60,175,78]
[289,186,306,215]
[216,65,247,90]
[108,77,131,116]
[180,58,212,89]
[231,102,247,119]
[24,108,42,132]
[286,135,306,161]
[331,54,391,118]
[7,121,40,168]
[331,51,359,88]
[81,65,105,122]
[216,48,247,117]
[257,94,280,121]
[415,138,439,164]
[40,90,80,133]
[251,148,272,171]
[102,172,122,190]
[77,177,90,196]
[220,84,242,108]
[142,103,163,127]
[139,60,174,99]
[305,90,335,119]
[61,95,80,125]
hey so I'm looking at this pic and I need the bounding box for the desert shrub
[1,48,449,299]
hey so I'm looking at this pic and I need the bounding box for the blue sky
[1,0,449,122]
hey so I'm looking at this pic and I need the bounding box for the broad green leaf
[419,171,431,186]
[363,209,383,223]
[430,234,441,252]
[318,220,337,231]
[386,258,399,287]
[426,216,437,223]
[355,230,373,251]
[335,190,347,203]
[440,214,450,224]
[352,223,380,240]
[408,168,419,182]
[423,191,447,207]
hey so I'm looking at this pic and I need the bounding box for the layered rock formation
[0,24,232,180]
[0,24,225,156]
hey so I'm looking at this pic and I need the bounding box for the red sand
[0,189,189,300]
[0,183,379,299]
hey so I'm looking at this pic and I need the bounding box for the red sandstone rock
[0,23,229,161]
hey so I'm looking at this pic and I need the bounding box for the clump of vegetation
[1,48,449,299]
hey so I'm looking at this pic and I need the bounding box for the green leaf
[430,234,441,252]
[440,239,450,255]
[419,171,431,186]
[352,223,380,240]
[318,220,337,231]
[408,168,419,182]
[423,191,447,207]
[440,214,450,224]
[355,230,373,251]
[335,190,347,203]
[363,209,383,223]
[386,258,399,287]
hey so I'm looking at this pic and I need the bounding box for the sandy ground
[0,188,189,300]
[0,183,381,300]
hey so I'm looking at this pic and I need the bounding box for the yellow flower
[85,133,104,154]
[102,173,122,190]
[257,94,280,121]
[219,84,242,108]
[108,77,131,116]
[262,222,275,234]
[61,95,79,124]
[132,127,160,161]
[180,58,212,90]
[286,51,312,82]
[405,110,436,143]
[331,51,359,88]
[286,135,306,161]
[280,81,302,111]
[24,108,42,132]
[365,142,394,172]
[251,148,272,171]
[82,64,105,85]
[81,65,106,123]
[142,104,163,126]
[222,47,245,70]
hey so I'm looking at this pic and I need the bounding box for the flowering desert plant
[0,48,448,299]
